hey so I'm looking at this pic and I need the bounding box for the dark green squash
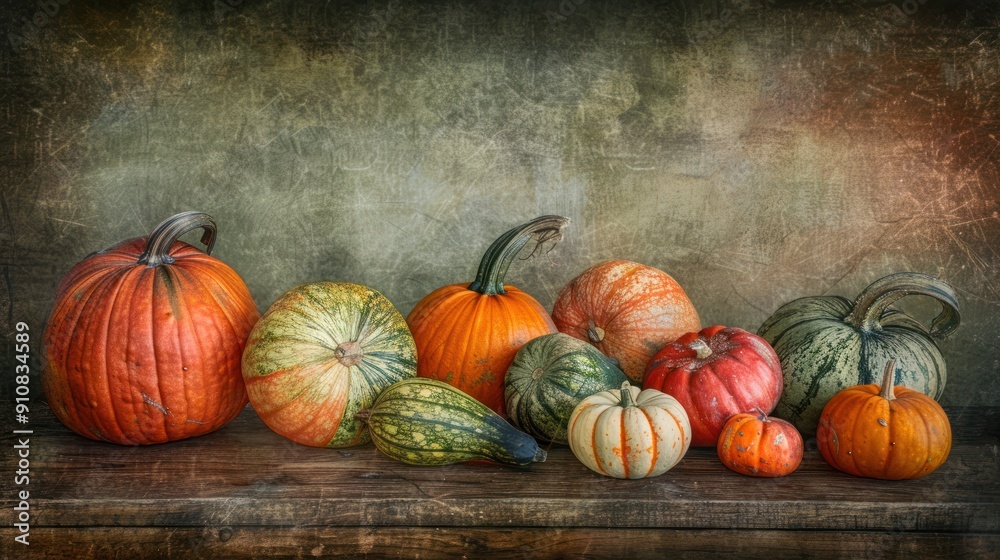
[357,378,546,466]
[757,272,960,435]
[504,333,627,444]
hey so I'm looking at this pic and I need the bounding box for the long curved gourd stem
[137,211,218,267]
[467,215,569,296]
[879,359,897,401]
[845,272,961,340]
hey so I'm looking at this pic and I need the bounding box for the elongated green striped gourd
[358,378,546,466]
[505,333,627,444]
[758,272,960,435]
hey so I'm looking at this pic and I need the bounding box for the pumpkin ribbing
[758,272,960,435]
[42,212,259,445]
[242,282,416,448]
[408,216,569,414]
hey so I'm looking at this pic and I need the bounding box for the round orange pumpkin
[817,359,952,480]
[42,212,260,445]
[551,260,701,382]
[717,409,803,477]
[407,216,568,414]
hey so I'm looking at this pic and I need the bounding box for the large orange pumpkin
[552,260,701,382]
[407,216,568,414]
[817,359,952,480]
[42,212,260,445]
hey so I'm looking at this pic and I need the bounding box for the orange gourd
[551,260,701,382]
[817,359,952,480]
[717,408,803,477]
[42,212,260,445]
[407,216,568,414]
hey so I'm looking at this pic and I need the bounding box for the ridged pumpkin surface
[758,272,960,435]
[717,412,803,477]
[643,326,783,446]
[505,333,627,444]
[408,216,568,414]
[816,361,952,480]
[568,383,691,479]
[43,222,259,445]
[408,284,556,413]
[242,282,416,448]
[552,260,701,382]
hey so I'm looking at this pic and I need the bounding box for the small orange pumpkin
[551,260,701,382]
[407,216,568,414]
[817,359,952,480]
[717,408,803,477]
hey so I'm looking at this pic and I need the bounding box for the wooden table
[4,403,998,558]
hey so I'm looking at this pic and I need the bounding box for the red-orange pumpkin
[817,359,952,480]
[717,409,803,477]
[42,212,260,445]
[643,326,783,446]
[551,260,701,382]
[407,216,568,414]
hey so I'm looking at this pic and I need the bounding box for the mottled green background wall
[2,0,998,407]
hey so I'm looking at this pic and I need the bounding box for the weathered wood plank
[6,527,999,559]
[3,404,997,533]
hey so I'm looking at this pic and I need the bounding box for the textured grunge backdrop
[1,0,998,407]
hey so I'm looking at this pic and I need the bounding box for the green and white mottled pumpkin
[360,378,547,466]
[757,272,960,435]
[242,282,416,448]
[504,333,628,444]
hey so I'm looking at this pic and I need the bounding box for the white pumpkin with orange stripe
[568,381,691,479]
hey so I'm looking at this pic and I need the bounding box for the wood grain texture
[0,404,997,557]
[3,405,997,533]
[9,528,1000,559]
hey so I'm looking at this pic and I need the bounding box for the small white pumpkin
[568,381,691,479]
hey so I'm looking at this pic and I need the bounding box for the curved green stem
[845,272,960,340]
[138,211,218,267]
[468,215,569,295]
[619,381,635,408]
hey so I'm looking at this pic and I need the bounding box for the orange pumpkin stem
[755,406,770,422]
[137,211,218,267]
[467,215,569,296]
[879,359,897,401]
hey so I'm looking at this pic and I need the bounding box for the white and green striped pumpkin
[757,272,960,435]
[504,333,627,444]
[242,282,417,448]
